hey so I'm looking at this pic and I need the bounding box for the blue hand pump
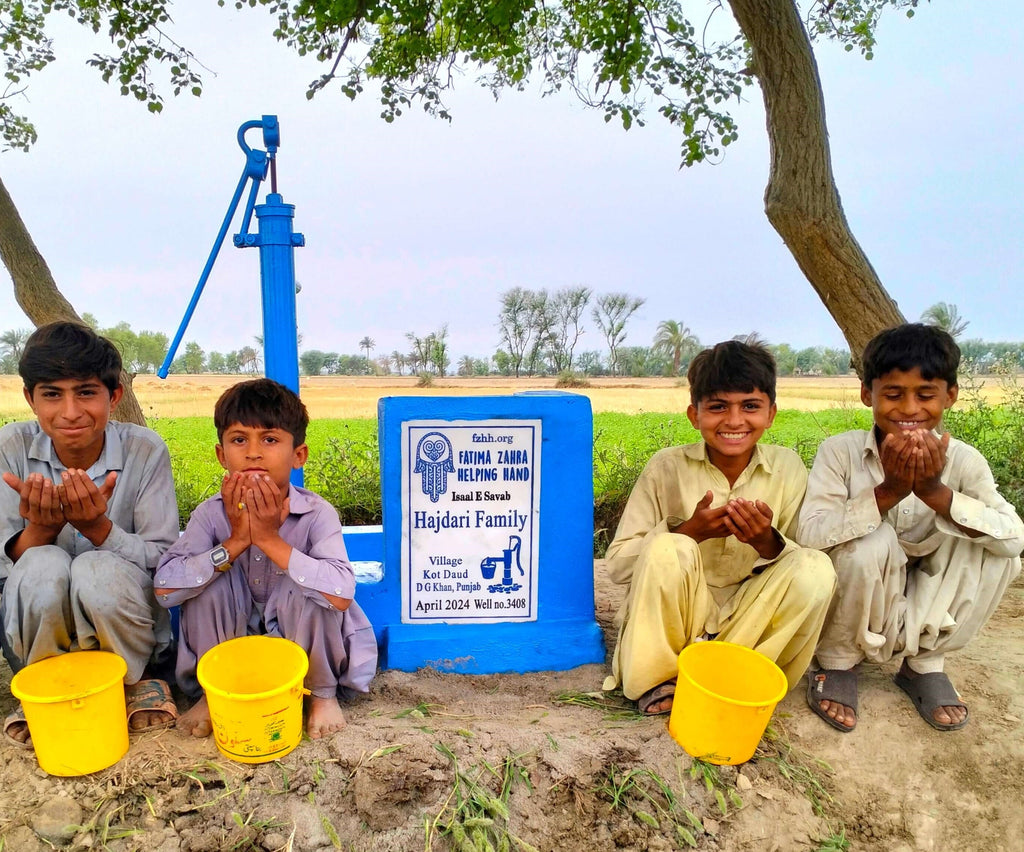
[158,115,305,483]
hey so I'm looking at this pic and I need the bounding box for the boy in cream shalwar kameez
[602,341,835,715]
[797,324,1023,732]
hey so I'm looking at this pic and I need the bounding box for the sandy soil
[1,563,1021,852]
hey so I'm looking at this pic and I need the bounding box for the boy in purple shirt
[155,379,377,739]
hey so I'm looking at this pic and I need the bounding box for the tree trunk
[726,0,905,372]
[0,174,146,425]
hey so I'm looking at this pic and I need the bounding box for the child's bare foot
[307,696,346,739]
[176,695,213,738]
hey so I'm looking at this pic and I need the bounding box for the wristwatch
[210,545,231,572]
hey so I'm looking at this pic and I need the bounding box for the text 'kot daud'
[455,449,531,483]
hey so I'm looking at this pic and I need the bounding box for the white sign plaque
[401,419,541,623]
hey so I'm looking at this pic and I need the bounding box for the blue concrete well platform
[347,392,605,674]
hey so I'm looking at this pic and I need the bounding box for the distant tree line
[2,301,1018,380]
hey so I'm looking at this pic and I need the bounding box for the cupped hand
[3,471,65,532]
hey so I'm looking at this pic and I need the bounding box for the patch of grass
[814,829,852,852]
[152,391,1024,553]
[304,428,382,526]
[946,359,1024,514]
[756,718,850,848]
[688,758,743,816]
[552,689,644,721]
[756,722,836,817]
[395,702,439,719]
[426,743,538,852]
[597,764,707,848]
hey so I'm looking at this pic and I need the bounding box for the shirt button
[255,554,262,562]
[828,538,837,545]
[253,578,261,585]
[298,576,305,583]
[867,524,876,532]
[159,579,166,585]
[960,517,968,523]
[195,577,203,585]
[902,508,910,514]
[334,588,343,595]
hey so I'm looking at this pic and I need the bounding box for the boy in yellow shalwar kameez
[603,340,835,715]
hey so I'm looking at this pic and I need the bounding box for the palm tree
[921,302,969,339]
[359,336,375,362]
[390,350,406,375]
[652,320,700,375]
[0,327,30,362]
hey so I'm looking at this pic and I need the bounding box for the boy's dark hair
[687,340,777,405]
[862,323,960,388]
[214,378,309,445]
[19,321,123,395]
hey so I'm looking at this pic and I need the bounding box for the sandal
[126,678,178,733]
[3,705,33,749]
[893,669,968,732]
[806,668,857,732]
[637,679,676,716]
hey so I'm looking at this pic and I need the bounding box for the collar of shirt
[27,422,123,477]
[680,441,774,481]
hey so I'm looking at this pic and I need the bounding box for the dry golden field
[0,373,1010,421]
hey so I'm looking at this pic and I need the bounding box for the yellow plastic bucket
[668,641,787,765]
[198,635,309,764]
[11,651,128,776]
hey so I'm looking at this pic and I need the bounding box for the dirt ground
[1,564,1022,852]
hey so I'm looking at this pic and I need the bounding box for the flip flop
[637,679,676,716]
[3,705,33,749]
[806,668,857,732]
[126,678,178,733]
[893,669,969,732]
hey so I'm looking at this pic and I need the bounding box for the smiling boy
[1,322,179,745]
[603,340,834,715]
[155,379,377,739]
[797,324,1023,732]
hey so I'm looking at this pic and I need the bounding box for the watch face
[211,546,230,567]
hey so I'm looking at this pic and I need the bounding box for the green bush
[945,361,1024,515]
[154,395,1024,557]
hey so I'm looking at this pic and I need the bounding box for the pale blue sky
[1,3,1021,362]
